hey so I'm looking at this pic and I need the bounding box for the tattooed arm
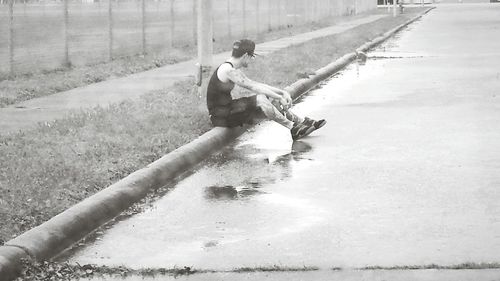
[259,83,292,106]
[226,68,280,99]
[226,68,290,108]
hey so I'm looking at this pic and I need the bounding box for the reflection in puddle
[204,185,263,201]
[274,141,313,163]
[202,140,313,202]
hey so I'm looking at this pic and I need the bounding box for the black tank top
[206,62,235,115]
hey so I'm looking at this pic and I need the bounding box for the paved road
[61,3,500,280]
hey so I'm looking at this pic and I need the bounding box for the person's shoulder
[218,62,234,73]
[217,62,234,82]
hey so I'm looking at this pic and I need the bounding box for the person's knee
[255,94,269,106]
[256,94,278,117]
[270,98,281,108]
[255,94,272,110]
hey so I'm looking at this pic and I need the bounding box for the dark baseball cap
[232,39,259,58]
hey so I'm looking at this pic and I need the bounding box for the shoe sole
[314,119,326,129]
[293,125,316,140]
[301,125,316,138]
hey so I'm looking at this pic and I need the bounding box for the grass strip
[16,260,319,280]
[16,260,500,281]
[232,265,320,273]
[15,260,206,280]
[360,262,500,270]
[0,8,427,244]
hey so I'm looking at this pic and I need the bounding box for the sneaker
[303,117,326,129]
[290,122,315,141]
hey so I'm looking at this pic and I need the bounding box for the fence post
[242,0,246,37]
[63,0,70,67]
[197,0,212,95]
[227,0,231,37]
[198,0,212,67]
[294,0,298,25]
[192,0,196,45]
[311,0,314,21]
[324,0,328,18]
[277,0,281,28]
[255,0,259,38]
[108,0,113,61]
[322,0,325,19]
[169,0,175,48]
[316,0,319,20]
[141,0,146,55]
[8,0,14,74]
[284,0,288,27]
[267,0,271,31]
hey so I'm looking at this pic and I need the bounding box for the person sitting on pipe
[206,39,326,141]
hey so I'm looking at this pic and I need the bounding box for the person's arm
[258,83,292,106]
[226,68,289,107]
[259,84,285,95]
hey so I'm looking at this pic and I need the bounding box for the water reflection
[204,185,257,200]
[203,140,313,202]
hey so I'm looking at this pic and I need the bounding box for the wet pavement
[61,3,500,280]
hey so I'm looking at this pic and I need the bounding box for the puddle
[204,185,263,201]
[203,140,313,202]
[201,137,314,202]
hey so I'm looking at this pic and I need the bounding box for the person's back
[206,62,236,127]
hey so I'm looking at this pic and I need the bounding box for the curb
[285,7,435,98]
[0,8,434,281]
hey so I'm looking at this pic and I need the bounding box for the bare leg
[256,95,294,129]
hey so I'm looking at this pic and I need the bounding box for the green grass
[15,260,207,280]
[0,51,193,108]
[16,261,500,281]
[16,260,320,280]
[360,262,500,270]
[0,8,427,244]
[233,265,320,272]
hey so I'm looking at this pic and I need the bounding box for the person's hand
[281,91,292,109]
[279,97,289,111]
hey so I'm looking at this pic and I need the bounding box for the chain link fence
[0,0,376,76]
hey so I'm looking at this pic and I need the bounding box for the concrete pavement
[61,3,500,280]
[0,14,386,135]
